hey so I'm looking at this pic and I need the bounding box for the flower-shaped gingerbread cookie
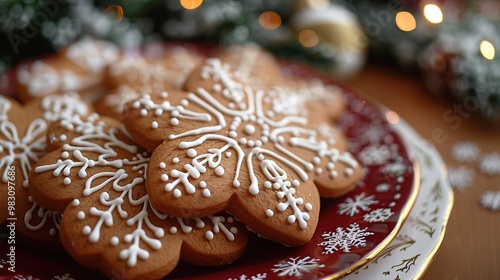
[0,93,89,249]
[29,114,248,279]
[124,58,362,246]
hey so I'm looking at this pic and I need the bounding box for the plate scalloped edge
[344,111,454,280]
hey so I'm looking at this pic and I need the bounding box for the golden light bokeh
[298,29,319,48]
[395,11,416,32]
[258,11,282,30]
[385,111,400,125]
[104,5,124,22]
[423,4,443,24]
[180,0,203,10]
[480,40,496,60]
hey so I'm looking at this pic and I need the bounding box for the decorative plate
[346,114,454,280]
[0,58,418,280]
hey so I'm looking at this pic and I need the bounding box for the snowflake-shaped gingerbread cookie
[0,93,89,250]
[123,58,362,246]
[29,114,249,279]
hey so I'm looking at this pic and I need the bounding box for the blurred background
[0,0,499,122]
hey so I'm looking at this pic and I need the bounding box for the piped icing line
[0,118,47,187]
[24,198,61,235]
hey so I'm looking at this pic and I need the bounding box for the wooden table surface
[346,63,500,280]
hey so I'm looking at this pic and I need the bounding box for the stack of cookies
[1,38,363,279]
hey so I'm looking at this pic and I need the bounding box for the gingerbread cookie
[16,37,119,102]
[105,45,202,91]
[124,58,362,246]
[29,114,248,279]
[217,44,285,89]
[0,93,90,250]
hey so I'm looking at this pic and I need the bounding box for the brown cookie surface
[29,114,249,279]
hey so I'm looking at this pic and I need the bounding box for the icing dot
[228,102,235,108]
[82,226,91,235]
[305,203,313,211]
[244,124,256,135]
[239,138,247,145]
[215,166,224,176]
[397,176,404,183]
[59,134,67,141]
[277,136,285,143]
[330,171,338,178]
[344,168,354,176]
[389,202,396,207]
[77,211,85,220]
[229,125,237,131]
[138,170,143,175]
[170,227,178,234]
[202,189,211,197]
[229,131,237,138]
[72,199,80,206]
[187,148,197,158]
[155,108,163,116]
[161,91,168,98]
[61,151,69,158]
[140,109,148,116]
[247,140,255,147]
[315,168,323,175]
[394,193,401,200]
[327,162,335,170]
[63,177,71,185]
[313,157,321,165]
[227,217,234,223]
[255,140,262,147]
[287,216,295,224]
[173,189,182,198]
[257,154,265,161]
[230,227,238,234]
[225,152,232,158]
[172,110,180,117]
[264,181,272,188]
[159,162,166,169]
[161,174,169,182]
[205,231,214,240]
[151,121,159,129]
[200,181,207,188]
[180,99,189,106]
[266,209,274,217]
[292,180,300,187]
[213,84,222,92]
[49,228,56,236]
[172,157,180,164]
[110,236,119,246]
[170,118,179,126]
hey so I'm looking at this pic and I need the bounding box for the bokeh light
[104,5,124,22]
[298,29,319,48]
[423,4,443,24]
[180,0,203,10]
[258,11,282,30]
[385,111,400,125]
[480,40,495,60]
[395,11,416,32]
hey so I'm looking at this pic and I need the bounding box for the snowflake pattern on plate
[338,192,379,216]
[271,256,325,277]
[228,273,267,280]
[52,273,75,280]
[364,208,394,222]
[318,223,374,254]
